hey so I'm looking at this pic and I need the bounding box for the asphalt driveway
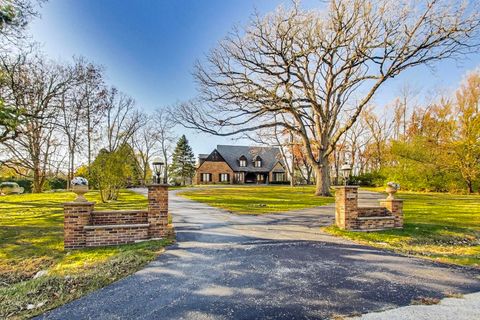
[39,189,480,319]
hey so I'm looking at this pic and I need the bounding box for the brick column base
[64,202,94,249]
[334,186,359,230]
[147,184,169,238]
[379,199,404,228]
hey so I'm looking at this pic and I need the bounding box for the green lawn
[0,190,172,319]
[324,191,480,267]
[179,185,334,214]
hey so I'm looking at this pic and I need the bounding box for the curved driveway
[40,189,480,319]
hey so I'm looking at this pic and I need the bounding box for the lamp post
[152,160,164,184]
[340,162,352,186]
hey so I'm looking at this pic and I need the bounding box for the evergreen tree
[169,135,195,185]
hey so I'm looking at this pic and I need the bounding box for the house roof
[215,145,284,172]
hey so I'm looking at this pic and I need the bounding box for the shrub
[349,171,385,187]
[45,177,67,190]
[269,181,290,185]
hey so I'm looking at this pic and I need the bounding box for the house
[195,145,288,184]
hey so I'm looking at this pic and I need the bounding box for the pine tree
[169,135,195,185]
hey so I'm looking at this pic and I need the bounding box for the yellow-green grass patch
[179,185,334,214]
[324,191,480,267]
[0,190,171,319]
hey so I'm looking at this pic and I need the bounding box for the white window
[235,172,243,182]
[257,174,264,181]
[219,173,230,182]
[274,173,285,181]
[254,160,262,167]
[239,159,247,167]
[201,173,212,182]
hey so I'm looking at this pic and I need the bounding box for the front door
[245,172,268,184]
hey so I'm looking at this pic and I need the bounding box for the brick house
[195,145,288,184]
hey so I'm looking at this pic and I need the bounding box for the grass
[179,185,334,214]
[0,190,172,319]
[324,191,480,267]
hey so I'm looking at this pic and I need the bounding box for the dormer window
[239,155,247,167]
[254,156,262,167]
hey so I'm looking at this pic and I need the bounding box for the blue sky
[29,0,480,156]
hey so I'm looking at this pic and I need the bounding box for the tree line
[173,0,480,195]
[267,72,480,193]
[1,0,479,197]
[0,0,196,200]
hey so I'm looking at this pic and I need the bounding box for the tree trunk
[314,157,331,196]
[467,180,474,194]
[163,162,168,184]
[32,164,43,193]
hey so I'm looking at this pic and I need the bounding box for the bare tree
[362,108,394,171]
[102,87,142,153]
[174,0,480,195]
[131,114,158,185]
[152,108,176,183]
[55,59,102,187]
[0,0,41,48]
[0,53,73,192]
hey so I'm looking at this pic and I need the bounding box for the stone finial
[71,177,89,202]
[386,182,400,200]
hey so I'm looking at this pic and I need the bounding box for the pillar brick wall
[64,185,170,249]
[84,224,149,247]
[335,186,359,230]
[379,199,404,228]
[64,202,95,249]
[334,186,404,231]
[147,184,169,238]
[91,210,148,225]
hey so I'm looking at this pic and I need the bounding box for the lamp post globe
[152,160,164,184]
[340,162,352,186]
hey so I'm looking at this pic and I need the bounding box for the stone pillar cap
[64,201,95,206]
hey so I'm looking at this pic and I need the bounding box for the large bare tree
[0,53,73,192]
[174,0,480,195]
[56,58,105,188]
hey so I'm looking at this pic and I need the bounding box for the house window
[273,172,285,182]
[256,174,264,181]
[235,172,243,182]
[201,173,212,182]
[219,173,230,182]
[239,159,247,167]
[253,156,262,167]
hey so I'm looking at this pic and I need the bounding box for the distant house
[195,145,288,184]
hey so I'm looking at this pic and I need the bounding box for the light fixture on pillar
[152,160,164,184]
[340,162,352,186]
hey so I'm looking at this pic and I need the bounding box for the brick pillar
[380,199,404,228]
[335,186,359,230]
[64,202,94,249]
[147,184,169,238]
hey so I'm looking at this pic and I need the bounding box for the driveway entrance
[39,189,480,319]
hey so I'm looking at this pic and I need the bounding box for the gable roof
[215,145,284,172]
